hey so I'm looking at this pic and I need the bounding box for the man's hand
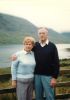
[50,78,57,87]
[12,80,17,88]
[11,55,17,61]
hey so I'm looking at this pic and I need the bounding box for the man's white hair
[38,27,48,34]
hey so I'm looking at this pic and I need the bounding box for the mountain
[60,32,70,43]
[62,32,70,39]
[0,13,37,44]
[48,29,70,43]
[0,13,70,44]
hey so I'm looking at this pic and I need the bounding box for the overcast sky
[0,0,70,32]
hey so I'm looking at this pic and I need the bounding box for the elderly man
[33,27,60,100]
[11,27,60,100]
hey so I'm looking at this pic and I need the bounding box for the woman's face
[24,41,33,52]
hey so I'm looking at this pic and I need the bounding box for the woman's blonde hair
[23,36,35,46]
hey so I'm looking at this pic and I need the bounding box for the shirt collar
[45,39,49,45]
[23,49,32,55]
[39,39,49,47]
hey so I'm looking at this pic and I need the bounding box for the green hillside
[61,32,70,42]
[48,29,70,43]
[0,13,70,44]
[0,13,37,44]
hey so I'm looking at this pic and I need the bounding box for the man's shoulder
[35,41,40,46]
[35,41,56,48]
[49,41,56,48]
[35,41,39,44]
[32,42,39,51]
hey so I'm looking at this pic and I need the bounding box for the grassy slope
[0,13,37,44]
[0,59,70,99]
[0,67,11,75]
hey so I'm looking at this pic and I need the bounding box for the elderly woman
[11,36,36,100]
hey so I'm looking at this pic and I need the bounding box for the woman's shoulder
[14,50,24,56]
[31,51,34,54]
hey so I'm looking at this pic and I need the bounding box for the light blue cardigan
[11,50,36,80]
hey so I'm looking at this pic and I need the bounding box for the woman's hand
[12,80,17,88]
[50,78,57,87]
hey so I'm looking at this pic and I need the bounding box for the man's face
[38,28,48,42]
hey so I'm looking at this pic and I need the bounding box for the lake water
[0,44,70,68]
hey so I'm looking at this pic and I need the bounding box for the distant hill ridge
[0,13,70,44]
